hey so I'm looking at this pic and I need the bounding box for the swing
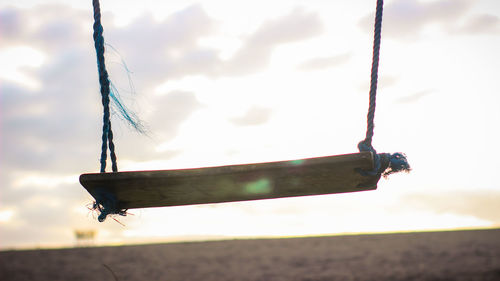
[81,0,410,222]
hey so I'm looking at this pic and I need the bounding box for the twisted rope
[359,0,383,152]
[92,0,118,173]
[358,0,410,177]
[92,191,127,222]
[91,0,124,221]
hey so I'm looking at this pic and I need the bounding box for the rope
[358,0,411,177]
[92,0,118,173]
[87,0,407,222]
[360,0,383,150]
[92,190,127,222]
[91,0,125,222]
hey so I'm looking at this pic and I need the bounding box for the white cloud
[400,191,500,224]
[13,173,78,189]
[0,7,27,43]
[230,106,273,126]
[148,90,202,140]
[98,5,324,86]
[297,53,351,71]
[454,13,500,34]
[2,1,500,249]
[0,47,46,88]
[0,4,326,248]
[395,89,433,104]
[222,7,324,76]
[0,210,15,223]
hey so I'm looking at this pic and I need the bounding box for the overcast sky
[1,0,500,249]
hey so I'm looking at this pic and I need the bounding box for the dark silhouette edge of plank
[80,152,380,209]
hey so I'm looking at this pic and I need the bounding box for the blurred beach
[1,228,499,281]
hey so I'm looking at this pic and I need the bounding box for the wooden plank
[79,152,380,210]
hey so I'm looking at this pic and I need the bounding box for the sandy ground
[1,228,500,281]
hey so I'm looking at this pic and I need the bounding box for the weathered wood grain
[80,152,379,209]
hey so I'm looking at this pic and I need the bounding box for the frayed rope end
[92,191,127,222]
[380,152,411,178]
[357,141,411,178]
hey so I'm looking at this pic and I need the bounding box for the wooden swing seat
[79,152,380,210]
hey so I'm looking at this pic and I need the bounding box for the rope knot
[357,151,411,178]
[357,140,375,153]
[92,190,127,222]
[357,0,411,179]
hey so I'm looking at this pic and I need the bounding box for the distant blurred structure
[74,229,97,246]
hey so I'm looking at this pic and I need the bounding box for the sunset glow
[1,0,500,249]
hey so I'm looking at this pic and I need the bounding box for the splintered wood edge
[80,151,379,209]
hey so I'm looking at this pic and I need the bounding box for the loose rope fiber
[88,0,409,222]
[91,0,126,221]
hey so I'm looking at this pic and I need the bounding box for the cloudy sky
[1,0,500,249]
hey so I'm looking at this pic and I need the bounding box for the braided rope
[90,0,130,222]
[92,0,118,173]
[358,0,411,177]
[359,0,383,152]
[86,0,407,222]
